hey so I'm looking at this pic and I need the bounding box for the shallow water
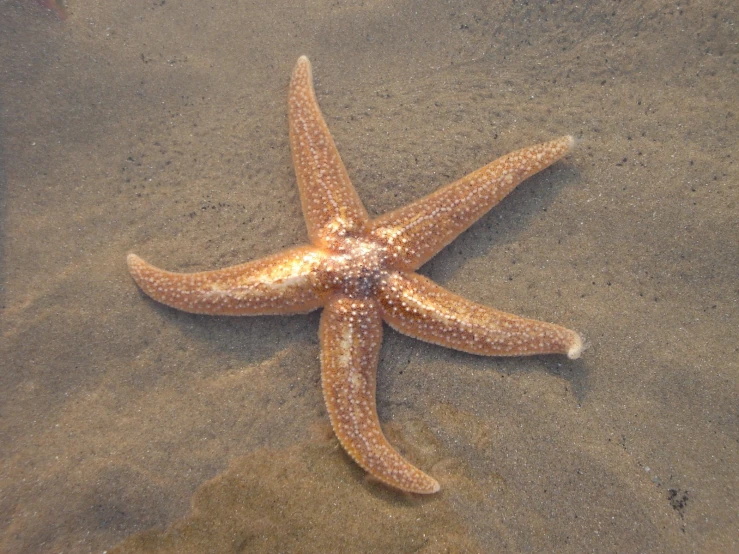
[1,1,736,552]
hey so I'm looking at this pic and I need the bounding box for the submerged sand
[1,1,736,552]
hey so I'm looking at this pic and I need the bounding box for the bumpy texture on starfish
[128,56,583,494]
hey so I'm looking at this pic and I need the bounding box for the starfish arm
[371,136,574,270]
[378,271,583,359]
[289,56,370,243]
[320,295,440,494]
[127,247,331,316]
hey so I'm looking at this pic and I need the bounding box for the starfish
[127,56,583,494]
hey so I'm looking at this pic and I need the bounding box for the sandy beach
[1,1,736,552]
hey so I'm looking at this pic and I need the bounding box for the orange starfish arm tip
[567,332,584,360]
[127,248,329,316]
[320,296,440,494]
[371,135,576,271]
[289,56,369,242]
[378,271,583,360]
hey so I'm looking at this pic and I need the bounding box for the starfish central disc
[319,234,389,298]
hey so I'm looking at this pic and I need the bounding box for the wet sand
[1,1,736,552]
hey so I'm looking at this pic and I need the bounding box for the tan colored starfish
[127,56,583,494]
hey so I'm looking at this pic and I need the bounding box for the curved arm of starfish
[289,56,370,243]
[378,271,583,359]
[126,246,331,316]
[370,136,575,271]
[320,295,441,494]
